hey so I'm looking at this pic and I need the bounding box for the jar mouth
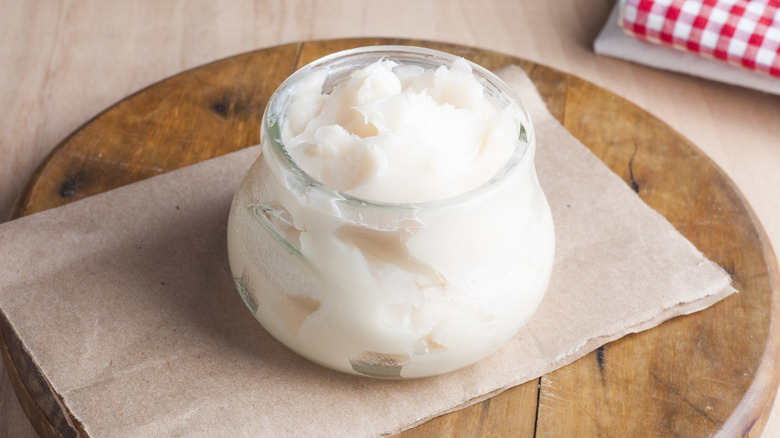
[262,45,535,212]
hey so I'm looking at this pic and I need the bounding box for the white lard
[227,50,555,378]
[283,58,517,203]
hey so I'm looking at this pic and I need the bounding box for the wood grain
[5,38,779,437]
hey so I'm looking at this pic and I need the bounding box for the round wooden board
[4,38,780,437]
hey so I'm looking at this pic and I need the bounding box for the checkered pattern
[619,0,780,78]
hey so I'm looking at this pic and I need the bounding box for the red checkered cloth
[619,0,780,78]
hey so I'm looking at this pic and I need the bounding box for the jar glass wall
[227,46,555,378]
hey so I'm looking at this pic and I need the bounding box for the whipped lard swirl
[281,58,519,203]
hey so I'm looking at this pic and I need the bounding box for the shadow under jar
[227,46,555,379]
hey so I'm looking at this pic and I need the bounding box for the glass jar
[227,46,555,379]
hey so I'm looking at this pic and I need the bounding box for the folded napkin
[622,0,780,76]
[595,0,780,95]
[0,67,734,437]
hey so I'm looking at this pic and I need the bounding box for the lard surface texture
[282,59,517,203]
[227,56,555,378]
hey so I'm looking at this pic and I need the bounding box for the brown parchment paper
[0,67,735,437]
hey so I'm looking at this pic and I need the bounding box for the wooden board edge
[0,310,87,438]
[720,222,780,436]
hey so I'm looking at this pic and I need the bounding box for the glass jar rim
[262,45,536,212]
